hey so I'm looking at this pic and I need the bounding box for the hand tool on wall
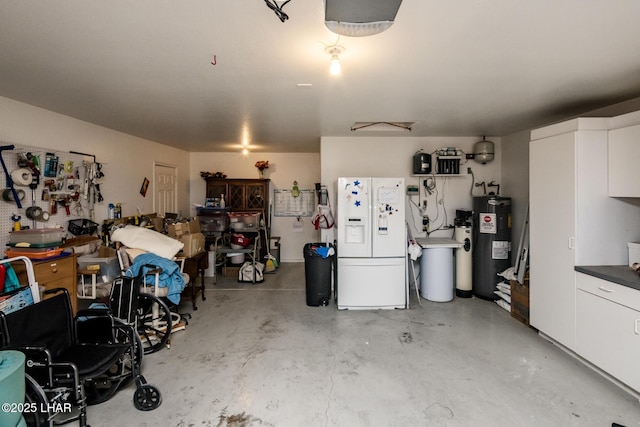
[0,145,22,208]
[50,194,58,215]
[58,195,71,215]
[11,214,21,231]
[94,183,104,202]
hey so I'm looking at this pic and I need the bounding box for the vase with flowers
[255,161,269,179]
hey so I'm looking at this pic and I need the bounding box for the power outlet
[467,167,472,174]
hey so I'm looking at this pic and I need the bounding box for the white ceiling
[1,1,640,153]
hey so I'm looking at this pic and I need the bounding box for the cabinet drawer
[33,256,76,283]
[576,272,640,311]
[43,276,76,299]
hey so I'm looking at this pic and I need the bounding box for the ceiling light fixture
[325,45,344,75]
[324,0,403,37]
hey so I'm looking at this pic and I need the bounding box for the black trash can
[303,242,333,306]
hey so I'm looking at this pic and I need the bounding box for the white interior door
[154,163,177,216]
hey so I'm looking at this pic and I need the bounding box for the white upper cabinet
[608,111,640,197]
[609,124,640,197]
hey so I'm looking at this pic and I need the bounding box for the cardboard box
[180,232,205,257]
[224,266,241,278]
[168,218,201,238]
[510,278,530,326]
[151,217,164,232]
[186,218,200,234]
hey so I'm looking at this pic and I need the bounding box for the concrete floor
[87,263,640,427]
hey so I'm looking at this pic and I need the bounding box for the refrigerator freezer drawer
[337,257,407,310]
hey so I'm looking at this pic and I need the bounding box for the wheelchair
[109,272,174,355]
[115,245,194,354]
[0,286,161,427]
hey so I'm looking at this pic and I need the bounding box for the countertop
[575,265,640,291]
[415,238,463,249]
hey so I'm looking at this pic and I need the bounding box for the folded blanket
[112,225,183,259]
[126,252,185,305]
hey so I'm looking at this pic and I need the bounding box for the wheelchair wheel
[24,373,53,427]
[85,319,145,405]
[133,384,162,411]
[137,293,172,354]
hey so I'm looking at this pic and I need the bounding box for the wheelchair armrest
[6,345,54,367]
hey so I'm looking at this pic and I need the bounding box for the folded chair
[0,287,161,427]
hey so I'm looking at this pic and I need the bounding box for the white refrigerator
[337,177,407,310]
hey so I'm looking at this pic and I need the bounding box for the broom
[264,240,277,273]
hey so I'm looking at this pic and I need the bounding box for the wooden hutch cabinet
[205,178,270,227]
[204,178,270,260]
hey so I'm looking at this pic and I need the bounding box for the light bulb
[242,148,249,155]
[330,55,341,75]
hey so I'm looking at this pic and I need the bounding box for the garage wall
[0,96,191,233]
[189,152,321,262]
[320,136,503,244]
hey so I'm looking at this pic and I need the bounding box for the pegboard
[0,143,105,250]
[273,189,315,217]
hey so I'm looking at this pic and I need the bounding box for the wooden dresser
[204,177,270,259]
[12,254,78,314]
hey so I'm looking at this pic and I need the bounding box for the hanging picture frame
[140,177,150,197]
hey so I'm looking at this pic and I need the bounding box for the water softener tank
[472,196,512,300]
[454,224,473,298]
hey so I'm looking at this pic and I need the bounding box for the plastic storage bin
[198,214,229,233]
[197,207,230,233]
[303,243,334,307]
[9,228,65,246]
[228,212,261,231]
[77,247,120,285]
[5,247,64,260]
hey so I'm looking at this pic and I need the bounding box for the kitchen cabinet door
[206,181,228,201]
[576,282,640,393]
[529,131,577,349]
[205,178,269,223]
[608,125,640,197]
